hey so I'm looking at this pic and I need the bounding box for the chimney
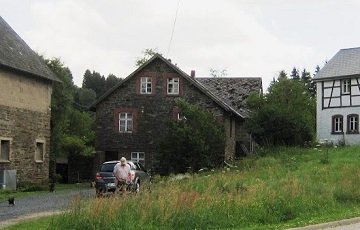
[190,70,195,78]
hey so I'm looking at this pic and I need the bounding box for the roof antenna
[166,0,180,58]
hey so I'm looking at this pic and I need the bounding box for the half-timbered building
[313,47,360,145]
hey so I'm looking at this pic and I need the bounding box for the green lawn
[0,182,90,201]
[3,145,360,229]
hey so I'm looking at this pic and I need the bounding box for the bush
[17,183,48,192]
[245,77,316,147]
[157,99,225,175]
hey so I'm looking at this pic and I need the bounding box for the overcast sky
[1,0,360,90]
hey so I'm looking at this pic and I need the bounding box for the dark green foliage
[290,67,300,80]
[61,109,95,156]
[44,57,96,181]
[77,88,96,107]
[82,70,121,99]
[105,73,121,90]
[45,58,75,179]
[82,70,106,98]
[246,72,316,147]
[157,99,225,174]
[17,183,48,192]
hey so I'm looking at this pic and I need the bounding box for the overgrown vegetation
[157,99,226,175]
[38,145,360,230]
[245,69,317,147]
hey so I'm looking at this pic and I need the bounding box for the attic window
[141,77,152,94]
[167,77,179,94]
[342,79,351,94]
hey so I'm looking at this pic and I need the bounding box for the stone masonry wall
[95,59,235,167]
[0,69,52,184]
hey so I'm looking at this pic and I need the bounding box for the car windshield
[100,163,117,172]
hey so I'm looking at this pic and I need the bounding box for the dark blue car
[95,160,151,196]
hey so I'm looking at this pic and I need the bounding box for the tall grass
[50,145,360,229]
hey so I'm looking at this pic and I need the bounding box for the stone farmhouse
[0,17,60,185]
[313,47,360,145]
[90,54,262,168]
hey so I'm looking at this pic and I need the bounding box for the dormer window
[167,77,179,95]
[342,79,351,94]
[141,77,152,94]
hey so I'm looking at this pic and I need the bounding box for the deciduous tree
[246,71,316,147]
[157,99,225,174]
[135,48,160,67]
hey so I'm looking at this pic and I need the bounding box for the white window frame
[131,152,145,166]
[119,113,133,133]
[35,141,45,162]
[167,77,179,94]
[332,115,343,133]
[0,138,11,162]
[347,114,359,133]
[342,79,351,94]
[141,77,152,94]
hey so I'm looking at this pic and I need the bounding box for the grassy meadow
[6,145,360,230]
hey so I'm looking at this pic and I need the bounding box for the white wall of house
[316,79,360,145]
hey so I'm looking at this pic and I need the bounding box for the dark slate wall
[95,59,227,167]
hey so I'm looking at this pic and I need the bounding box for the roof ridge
[340,47,360,51]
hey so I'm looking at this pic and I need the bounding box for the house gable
[91,54,262,167]
[0,17,58,184]
[314,47,360,145]
[90,54,246,118]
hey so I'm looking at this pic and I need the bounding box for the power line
[166,0,180,58]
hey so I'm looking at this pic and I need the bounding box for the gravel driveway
[0,187,95,228]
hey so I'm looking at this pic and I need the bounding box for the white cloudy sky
[1,0,360,90]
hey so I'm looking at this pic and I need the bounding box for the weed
[48,145,360,230]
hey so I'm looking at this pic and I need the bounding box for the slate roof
[313,47,360,81]
[0,16,60,82]
[90,54,262,119]
[197,77,262,118]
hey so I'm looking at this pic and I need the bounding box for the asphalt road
[0,187,95,227]
[288,217,360,230]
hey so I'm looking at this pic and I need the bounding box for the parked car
[95,160,151,196]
